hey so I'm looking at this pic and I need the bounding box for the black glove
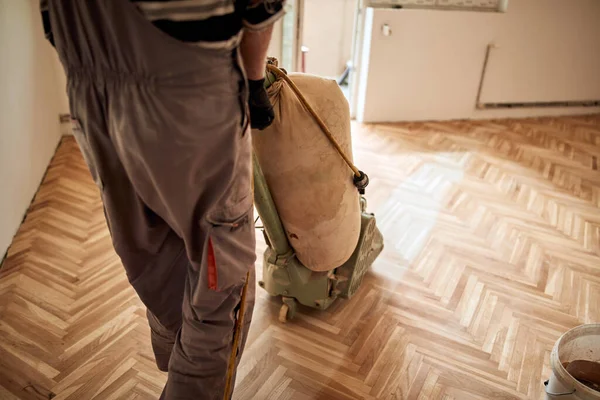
[248,78,275,130]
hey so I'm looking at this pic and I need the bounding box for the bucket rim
[550,324,600,399]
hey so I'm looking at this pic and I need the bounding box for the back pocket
[205,196,256,291]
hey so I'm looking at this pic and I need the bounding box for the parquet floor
[2,115,600,400]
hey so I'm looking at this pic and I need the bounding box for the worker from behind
[40,0,284,398]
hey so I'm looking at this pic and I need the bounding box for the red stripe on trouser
[207,237,218,290]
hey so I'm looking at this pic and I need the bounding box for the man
[40,0,284,398]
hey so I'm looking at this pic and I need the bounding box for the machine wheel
[279,297,297,323]
[279,304,290,323]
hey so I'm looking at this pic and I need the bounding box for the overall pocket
[205,196,256,292]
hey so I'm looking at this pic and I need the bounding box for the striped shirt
[40,0,285,49]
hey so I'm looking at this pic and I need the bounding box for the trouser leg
[147,309,177,372]
[72,102,256,395]
[68,49,254,399]
[67,84,188,375]
[162,268,255,400]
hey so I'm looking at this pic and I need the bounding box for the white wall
[267,18,284,63]
[481,0,600,104]
[302,0,356,77]
[356,0,600,122]
[0,0,64,258]
[54,54,70,116]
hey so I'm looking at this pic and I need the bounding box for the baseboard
[478,100,600,109]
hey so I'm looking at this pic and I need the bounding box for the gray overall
[46,1,256,398]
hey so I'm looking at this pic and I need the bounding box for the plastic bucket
[545,324,600,400]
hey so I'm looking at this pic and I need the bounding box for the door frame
[276,0,367,118]
[280,0,305,72]
[349,0,367,119]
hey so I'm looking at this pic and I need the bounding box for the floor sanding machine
[252,59,384,322]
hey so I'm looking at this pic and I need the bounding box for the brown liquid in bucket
[562,361,600,392]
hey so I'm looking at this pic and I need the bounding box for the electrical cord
[222,271,250,400]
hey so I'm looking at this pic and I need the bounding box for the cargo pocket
[205,196,256,292]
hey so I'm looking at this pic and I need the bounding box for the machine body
[253,155,383,321]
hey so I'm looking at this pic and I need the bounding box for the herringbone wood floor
[2,115,600,400]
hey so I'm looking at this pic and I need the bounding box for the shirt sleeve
[243,0,286,31]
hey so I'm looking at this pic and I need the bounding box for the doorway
[273,0,361,111]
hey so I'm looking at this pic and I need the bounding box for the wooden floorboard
[1,115,599,399]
